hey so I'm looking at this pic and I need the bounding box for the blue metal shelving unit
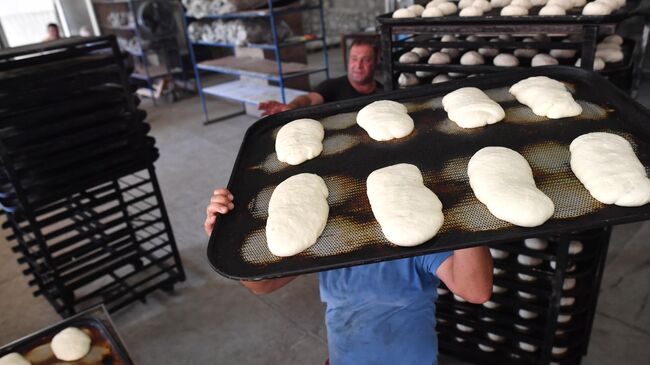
[182,0,330,124]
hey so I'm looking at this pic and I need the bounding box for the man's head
[47,23,60,40]
[347,40,377,85]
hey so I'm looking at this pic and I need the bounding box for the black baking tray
[208,66,650,280]
[0,305,134,365]
[376,1,644,25]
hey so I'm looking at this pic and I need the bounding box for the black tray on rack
[0,305,134,365]
[208,66,650,280]
[376,1,643,25]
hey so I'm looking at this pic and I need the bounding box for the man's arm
[205,188,297,295]
[436,246,493,304]
[258,92,325,116]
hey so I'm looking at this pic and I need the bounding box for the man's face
[348,45,376,85]
[48,26,59,39]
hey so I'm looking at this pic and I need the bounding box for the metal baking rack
[436,228,610,365]
[0,36,185,317]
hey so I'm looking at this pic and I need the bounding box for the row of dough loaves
[266,131,649,257]
[0,327,92,365]
[393,0,625,17]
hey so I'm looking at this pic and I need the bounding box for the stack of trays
[0,36,185,316]
[436,228,610,365]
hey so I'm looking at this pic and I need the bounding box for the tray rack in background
[377,3,647,95]
[436,228,610,365]
[0,36,185,317]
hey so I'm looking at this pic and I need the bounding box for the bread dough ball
[468,147,555,227]
[514,38,538,58]
[51,327,92,361]
[532,53,559,66]
[441,47,460,58]
[473,0,493,11]
[411,47,430,59]
[563,277,576,290]
[510,76,582,118]
[518,273,537,281]
[0,353,31,365]
[517,254,543,266]
[427,0,450,6]
[416,70,436,78]
[399,51,421,64]
[459,0,476,8]
[437,2,459,14]
[569,240,583,254]
[519,309,539,319]
[393,8,417,18]
[491,0,512,7]
[498,34,514,42]
[539,4,566,15]
[575,57,606,70]
[367,164,444,246]
[428,51,452,64]
[276,119,324,165]
[596,48,624,62]
[493,53,520,66]
[487,332,506,342]
[441,34,457,42]
[511,0,533,8]
[582,2,611,15]
[357,100,414,141]
[398,72,419,86]
[531,0,549,5]
[460,6,484,16]
[570,132,650,206]
[266,174,329,257]
[547,0,574,9]
[602,34,624,45]
[479,38,501,56]
[422,6,444,17]
[408,4,425,16]
[519,342,538,352]
[432,74,451,83]
[501,5,529,15]
[524,237,548,250]
[461,50,485,65]
[456,324,474,332]
[442,87,505,128]
[550,39,577,58]
[596,41,621,51]
[466,35,482,42]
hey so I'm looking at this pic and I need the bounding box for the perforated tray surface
[208,67,650,280]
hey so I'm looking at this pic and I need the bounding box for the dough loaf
[0,353,30,365]
[442,87,505,128]
[468,147,555,227]
[275,119,324,165]
[367,164,444,246]
[356,100,414,141]
[509,76,582,118]
[266,173,329,256]
[51,327,91,361]
[570,132,650,206]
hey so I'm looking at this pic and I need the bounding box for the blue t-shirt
[318,252,453,365]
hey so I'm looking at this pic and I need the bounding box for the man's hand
[258,100,290,116]
[204,188,234,236]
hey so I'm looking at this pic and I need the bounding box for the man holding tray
[205,189,493,365]
[258,39,383,116]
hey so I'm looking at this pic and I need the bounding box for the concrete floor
[1,48,649,364]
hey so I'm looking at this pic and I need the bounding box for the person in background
[44,23,61,42]
[258,39,382,116]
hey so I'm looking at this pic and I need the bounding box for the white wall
[0,0,57,47]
